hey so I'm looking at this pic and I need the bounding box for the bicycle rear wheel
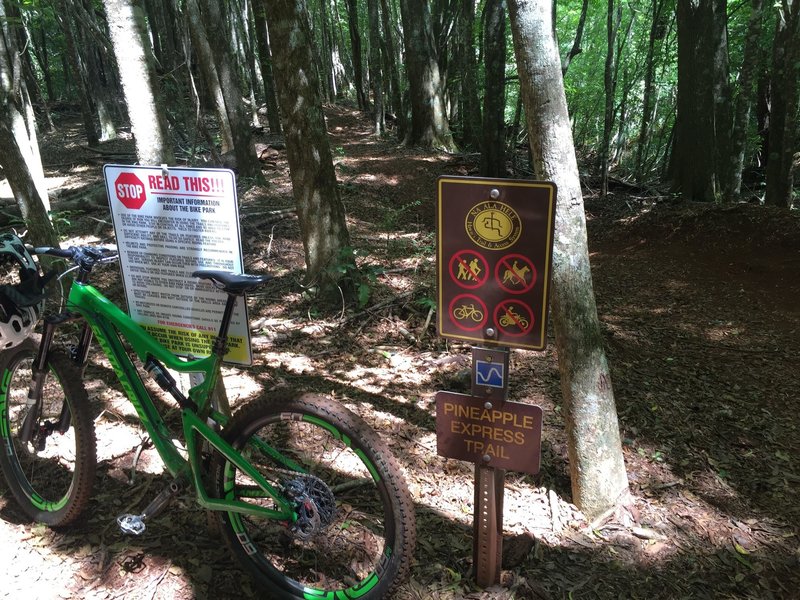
[0,338,96,526]
[211,393,415,599]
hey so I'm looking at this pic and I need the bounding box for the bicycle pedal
[117,514,146,536]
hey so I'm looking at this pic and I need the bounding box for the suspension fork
[19,314,90,443]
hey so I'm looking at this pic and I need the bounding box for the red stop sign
[114,172,147,209]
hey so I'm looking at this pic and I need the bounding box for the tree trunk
[764,0,800,208]
[480,0,506,176]
[252,1,283,136]
[673,0,730,201]
[507,0,629,519]
[103,0,174,165]
[562,0,589,76]
[264,0,351,286]
[600,0,620,197]
[0,1,57,247]
[367,0,384,134]
[724,0,765,200]
[634,0,667,182]
[398,0,456,150]
[457,0,481,150]
[198,0,261,179]
[344,0,367,110]
[184,0,235,152]
[380,0,405,139]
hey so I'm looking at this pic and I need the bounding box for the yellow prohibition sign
[464,201,522,250]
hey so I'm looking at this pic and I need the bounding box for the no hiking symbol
[436,176,557,350]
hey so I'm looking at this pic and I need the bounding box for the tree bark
[184,0,235,152]
[264,0,351,286]
[367,0,384,134]
[673,0,731,201]
[724,0,765,200]
[764,0,800,208]
[457,0,481,150]
[0,0,57,247]
[252,1,283,136]
[600,0,620,197]
[103,0,174,165]
[198,0,261,179]
[380,0,405,139]
[507,0,629,519]
[344,0,367,110]
[398,0,456,150]
[480,0,506,176]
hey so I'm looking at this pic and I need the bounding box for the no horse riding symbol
[436,176,556,350]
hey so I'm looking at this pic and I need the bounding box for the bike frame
[47,280,298,522]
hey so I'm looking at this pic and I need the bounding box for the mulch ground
[0,106,798,599]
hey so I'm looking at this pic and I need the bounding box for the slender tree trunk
[634,0,667,182]
[253,1,282,136]
[480,0,506,176]
[380,0,405,139]
[764,0,800,208]
[600,0,620,197]
[344,0,367,110]
[457,0,481,150]
[724,0,765,200]
[103,0,174,165]
[264,0,350,285]
[561,0,589,76]
[507,0,629,519]
[367,0,384,134]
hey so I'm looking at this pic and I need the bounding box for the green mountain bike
[0,239,415,599]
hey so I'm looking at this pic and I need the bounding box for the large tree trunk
[480,0,506,176]
[507,0,629,519]
[398,0,456,150]
[265,0,350,286]
[103,0,174,165]
[673,0,731,201]
[0,1,57,247]
[764,0,800,208]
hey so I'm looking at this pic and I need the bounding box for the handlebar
[29,244,119,271]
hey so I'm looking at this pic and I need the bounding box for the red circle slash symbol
[114,172,147,209]
[449,294,488,332]
[493,300,534,336]
[495,254,537,294]
[449,250,488,289]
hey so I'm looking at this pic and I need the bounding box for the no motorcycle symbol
[494,300,534,336]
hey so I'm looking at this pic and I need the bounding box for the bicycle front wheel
[0,338,96,526]
[212,393,416,599]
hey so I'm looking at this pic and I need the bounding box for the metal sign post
[435,176,554,588]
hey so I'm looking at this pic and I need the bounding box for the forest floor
[0,105,799,600]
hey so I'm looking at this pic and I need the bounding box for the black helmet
[0,233,44,349]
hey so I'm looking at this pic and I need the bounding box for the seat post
[212,293,239,358]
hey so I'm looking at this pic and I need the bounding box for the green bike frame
[64,281,297,522]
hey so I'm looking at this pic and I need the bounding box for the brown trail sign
[435,176,556,588]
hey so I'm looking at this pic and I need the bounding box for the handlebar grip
[32,247,74,258]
